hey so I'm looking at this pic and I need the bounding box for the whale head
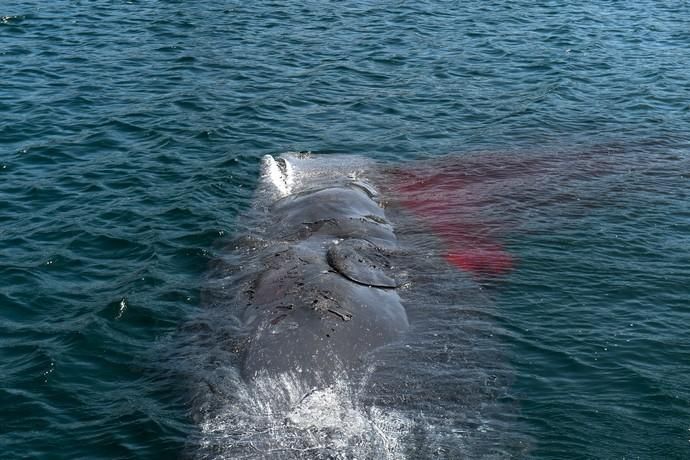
[259,152,378,200]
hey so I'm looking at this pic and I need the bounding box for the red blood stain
[383,148,627,275]
[386,161,515,276]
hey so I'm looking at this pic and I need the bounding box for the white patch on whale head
[260,152,379,199]
[261,154,295,197]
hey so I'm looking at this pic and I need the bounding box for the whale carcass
[190,151,525,458]
[229,153,409,387]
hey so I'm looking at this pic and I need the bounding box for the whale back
[235,154,408,385]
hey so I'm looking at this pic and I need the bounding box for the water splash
[196,370,412,459]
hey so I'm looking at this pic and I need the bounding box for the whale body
[230,153,409,387]
[191,152,524,458]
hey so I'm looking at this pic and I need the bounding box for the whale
[225,153,409,388]
[190,152,525,458]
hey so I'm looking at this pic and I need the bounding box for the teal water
[1,1,689,459]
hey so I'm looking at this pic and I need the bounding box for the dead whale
[189,151,528,458]
[234,153,409,387]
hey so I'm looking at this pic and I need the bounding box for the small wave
[0,15,25,25]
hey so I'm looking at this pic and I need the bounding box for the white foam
[197,371,412,459]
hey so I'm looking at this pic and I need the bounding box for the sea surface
[1,1,689,459]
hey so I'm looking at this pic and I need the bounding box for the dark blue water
[1,1,689,458]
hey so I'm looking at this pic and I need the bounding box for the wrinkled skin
[237,184,409,386]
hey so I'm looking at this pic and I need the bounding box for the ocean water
[1,1,689,459]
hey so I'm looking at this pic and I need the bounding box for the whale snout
[261,154,294,197]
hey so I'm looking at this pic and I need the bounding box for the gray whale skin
[236,154,409,387]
